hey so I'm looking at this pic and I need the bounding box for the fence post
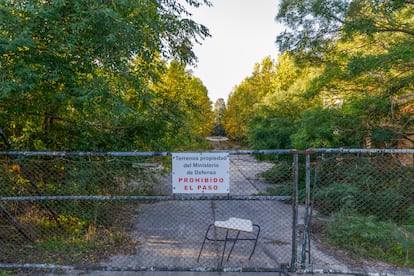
[290,153,299,271]
[301,152,311,269]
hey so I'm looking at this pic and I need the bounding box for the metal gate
[0,150,297,274]
[4,149,412,274]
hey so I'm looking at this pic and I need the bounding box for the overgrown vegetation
[313,155,414,266]
[218,1,414,268]
[257,152,414,266]
[0,156,165,265]
[0,0,213,152]
[258,160,293,195]
[2,0,414,269]
[0,201,138,265]
[222,2,414,151]
[327,212,414,266]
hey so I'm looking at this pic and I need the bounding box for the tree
[223,57,277,142]
[290,108,364,149]
[149,61,213,150]
[276,0,414,55]
[276,0,414,148]
[0,0,211,150]
[212,98,226,136]
[245,53,321,149]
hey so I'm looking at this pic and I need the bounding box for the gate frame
[6,148,413,273]
[0,149,299,273]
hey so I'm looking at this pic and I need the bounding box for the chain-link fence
[0,150,294,274]
[302,148,414,275]
[1,149,414,275]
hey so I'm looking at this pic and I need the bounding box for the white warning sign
[172,152,230,194]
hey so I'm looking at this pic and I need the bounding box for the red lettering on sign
[179,177,225,183]
[196,185,219,191]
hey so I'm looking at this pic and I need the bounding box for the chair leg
[249,224,261,260]
[198,222,261,264]
[220,229,230,266]
[226,230,241,261]
[197,223,214,262]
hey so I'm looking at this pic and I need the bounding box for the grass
[0,202,138,266]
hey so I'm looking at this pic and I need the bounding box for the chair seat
[214,217,253,232]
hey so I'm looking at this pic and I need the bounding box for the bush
[313,182,360,215]
[315,155,414,223]
[260,162,292,184]
[326,212,414,266]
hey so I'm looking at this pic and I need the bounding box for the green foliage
[212,124,226,136]
[0,157,159,198]
[258,159,310,201]
[0,156,149,265]
[223,1,414,152]
[365,189,405,221]
[212,98,227,136]
[260,161,292,184]
[313,182,360,215]
[312,154,414,265]
[326,212,414,266]
[315,156,414,223]
[405,205,414,225]
[315,182,406,221]
[0,0,212,152]
[392,225,414,265]
[261,0,414,151]
[291,108,363,149]
[223,57,277,142]
[248,117,295,150]
[276,0,348,62]
[276,0,414,58]
[150,61,213,151]
[2,202,137,266]
[264,182,292,197]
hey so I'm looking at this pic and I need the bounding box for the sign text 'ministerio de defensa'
[172,152,230,193]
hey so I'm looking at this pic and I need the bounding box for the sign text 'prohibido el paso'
[172,152,230,194]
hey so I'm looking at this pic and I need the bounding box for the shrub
[260,162,292,184]
[313,182,360,215]
[326,212,414,266]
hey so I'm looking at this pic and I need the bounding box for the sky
[186,0,283,105]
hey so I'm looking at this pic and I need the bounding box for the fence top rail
[310,148,414,154]
[1,148,413,157]
[0,149,295,157]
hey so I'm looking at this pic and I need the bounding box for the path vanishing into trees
[101,138,404,275]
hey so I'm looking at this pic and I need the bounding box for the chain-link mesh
[305,149,414,275]
[2,150,413,275]
[0,151,294,273]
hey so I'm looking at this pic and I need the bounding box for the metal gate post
[301,153,311,269]
[290,153,299,271]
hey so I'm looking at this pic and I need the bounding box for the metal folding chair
[197,217,260,265]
